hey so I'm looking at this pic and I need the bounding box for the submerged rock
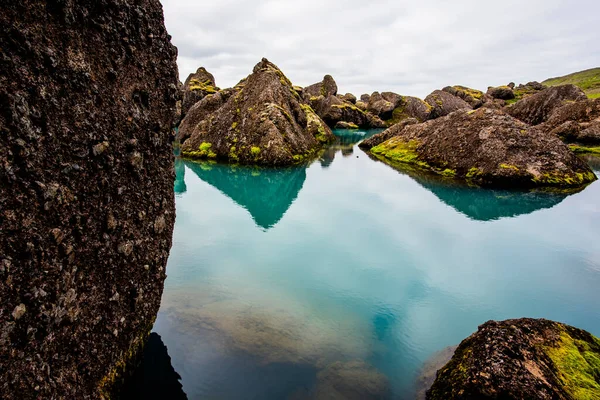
[425,90,472,118]
[367,108,596,188]
[507,84,587,125]
[181,66,219,119]
[0,0,177,397]
[313,360,390,400]
[539,98,600,144]
[427,318,600,400]
[181,58,334,165]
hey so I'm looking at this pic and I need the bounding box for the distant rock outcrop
[0,0,178,397]
[442,85,485,108]
[540,98,600,144]
[507,84,588,125]
[359,118,419,149]
[486,85,515,100]
[367,108,596,188]
[425,90,472,118]
[305,74,338,98]
[181,58,334,165]
[427,318,600,400]
[181,67,219,119]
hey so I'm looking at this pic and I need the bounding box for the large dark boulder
[427,318,600,400]
[367,92,397,119]
[367,108,596,189]
[180,66,219,119]
[305,74,338,98]
[539,98,600,144]
[387,96,432,125]
[486,85,515,100]
[0,0,178,398]
[341,93,357,104]
[181,58,334,165]
[442,85,485,108]
[310,94,373,128]
[507,84,588,125]
[425,90,472,119]
[177,88,236,143]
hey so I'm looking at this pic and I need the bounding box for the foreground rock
[507,84,587,125]
[181,59,334,165]
[0,0,177,398]
[368,108,596,189]
[539,98,600,144]
[425,90,472,118]
[181,66,219,119]
[427,318,600,400]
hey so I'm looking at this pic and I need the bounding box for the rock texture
[486,85,515,100]
[359,118,419,149]
[507,84,588,125]
[177,87,236,143]
[180,66,219,119]
[367,108,596,188]
[540,98,600,144]
[305,74,338,98]
[0,0,178,398]
[442,86,485,108]
[427,318,600,400]
[425,90,472,119]
[181,58,334,165]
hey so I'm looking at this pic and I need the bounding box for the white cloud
[161,0,600,98]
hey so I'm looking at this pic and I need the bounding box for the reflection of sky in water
[156,135,600,399]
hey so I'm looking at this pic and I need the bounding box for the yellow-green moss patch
[569,145,600,156]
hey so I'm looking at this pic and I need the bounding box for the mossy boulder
[367,91,398,119]
[181,66,219,119]
[181,58,334,166]
[335,121,359,129]
[386,96,432,126]
[538,98,600,144]
[427,318,600,400]
[367,108,596,189]
[509,81,547,104]
[425,90,472,119]
[341,92,357,104]
[442,85,485,108]
[486,85,516,100]
[305,74,338,98]
[507,84,588,125]
[177,88,236,143]
[359,118,419,149]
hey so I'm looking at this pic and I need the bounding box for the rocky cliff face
[0,0,178,398]
[427,318,600,400]
[181,58,335,166]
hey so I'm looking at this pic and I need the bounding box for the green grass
[543,68,600,98]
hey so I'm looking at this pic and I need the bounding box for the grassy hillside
[543,67,600,99]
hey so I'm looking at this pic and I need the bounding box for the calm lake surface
[149,130,600,399]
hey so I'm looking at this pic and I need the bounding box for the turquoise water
[154,130,600,399]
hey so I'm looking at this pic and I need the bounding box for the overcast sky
[161,0,599,98]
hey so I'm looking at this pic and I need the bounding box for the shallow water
[148,129,600,399]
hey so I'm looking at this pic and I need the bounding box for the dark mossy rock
[360,93,371,102]
[486,85,516,100]
[181,58,334,166]
[442,85,485,108]
[368,108,596,189]
[181,67,219,119]
[310,94,373,128]
[0,0,177,398]
[427,318,600,400]
[359,118,419,149]
[177,88,236,143]
[425,90,472,119]
[507,84,588,125]
[367,92,397,120]
[341,93,357,104]
[386,96,432,126]
[539,99,600,145]
[305,74,338,98]
[510,81,547,104]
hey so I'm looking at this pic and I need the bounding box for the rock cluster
[0,0,178,398]
[427,318,600,400]
[180,58,334,165]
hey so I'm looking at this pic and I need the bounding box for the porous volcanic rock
[486,85,515,100]
[507,84,588,125]
[181,66,219,119]
[341,93,357,104]
[305,74,338,98]
[181,58,334,165]
[386,96,432,125]
[367,92,398,120]
[359,118,419,149]
[310,93,373,128]
[0,0,178,398]
[427,318,600,400]
[425,90,472,118]
[177,88,236,143]
[540,98,600,144]
[368,108,596,188]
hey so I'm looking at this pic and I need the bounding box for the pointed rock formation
[181,67,219,118]
[181,58,334,166]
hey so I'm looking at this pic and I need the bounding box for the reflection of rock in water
[174,158,187,195]
[414,345,457,400]
[184,161,306,229]
[313,360,390,400]
[320,129,383,167]
[365,151,577,221]
[118,332,187,399]
[581,154,600,171]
